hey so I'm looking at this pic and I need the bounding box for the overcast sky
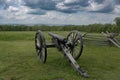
[0,0,120,25]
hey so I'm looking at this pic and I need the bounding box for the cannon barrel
[48,32,67,43]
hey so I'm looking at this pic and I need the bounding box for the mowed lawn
[0,31,120,80]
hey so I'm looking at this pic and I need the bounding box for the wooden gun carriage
[35,30,89,78]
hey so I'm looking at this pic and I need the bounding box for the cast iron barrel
[48,32,67,43]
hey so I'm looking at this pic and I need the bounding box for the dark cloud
[57,9,77,13]
[90,1,115,13]
[0,16,3,19]
[115,0,120,4]
[0,0,8,10]
[57,0,89,13]
[0,0,120,14]
[91,6,114,13]
[0,0,25,10]
[24,0,56,10]
[27,9,46,15]
[95,0,104,4]
[64,0,89,7]
[23,0,120,14]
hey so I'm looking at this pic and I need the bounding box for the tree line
[0,17,120,33]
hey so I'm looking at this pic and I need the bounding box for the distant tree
[114,17,120,27]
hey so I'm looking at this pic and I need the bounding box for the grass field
[0,31,120,80]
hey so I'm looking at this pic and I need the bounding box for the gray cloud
[0,0,120,15]
[115,0,120,4]
[22,0,120,14]
[0,0,7,10]
[95,0,104,4]
[0,16,3,19]
[64,0,89,7]
[24,0,56,10]
[0,0,25,10]
[89,0,115,13]
[0,0,120,25]
[27,9,46,15]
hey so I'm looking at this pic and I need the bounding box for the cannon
[35,30,89,77]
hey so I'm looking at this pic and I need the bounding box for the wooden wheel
[66,30,83,60]
[35,30,47,63]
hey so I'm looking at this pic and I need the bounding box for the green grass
[0,31,120,80]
